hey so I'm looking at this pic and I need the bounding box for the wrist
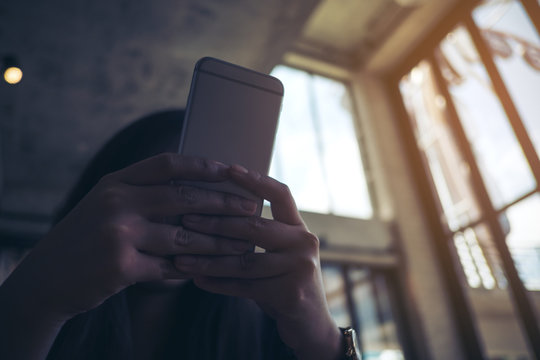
[277,311,343,360]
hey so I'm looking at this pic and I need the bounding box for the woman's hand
[174,165,343,360]
[0,154,257,360]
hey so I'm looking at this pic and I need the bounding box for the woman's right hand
[0,153,257,323]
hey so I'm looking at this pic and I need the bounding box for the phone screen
[179,57,284,215]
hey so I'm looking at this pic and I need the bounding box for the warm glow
[4,67,23,84]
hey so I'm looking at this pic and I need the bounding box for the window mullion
[428,49,540,358]
[464,15,540,188]
[391,80,486,360]
[520,0,540,38]
[342,266,363,354]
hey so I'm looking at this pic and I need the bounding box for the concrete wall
[0,0,319,228]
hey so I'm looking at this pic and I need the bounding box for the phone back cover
[179,59,283,214]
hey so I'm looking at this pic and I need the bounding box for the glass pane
[349,269,404,360]
[321,265,352,327]
[438,26,536,208]
[501,193,540,291]
[453,226,503,289]
[312,75,373,219]
[452,224,533,359]
[269,66,330,214]
[474,0,540,158]
[400,61,482,231]
[269,65,373,219]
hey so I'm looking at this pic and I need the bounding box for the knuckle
[221,194,235,209]
[239,252,256,271]
[159,260,177,277]
[113,251,136,280]
[176,186,197,206]
[192,157,210,172]
[300,231,320,251]
[174,227,192,247]
[292,254,319,280]
[102,221,134,243]
[247,216,266,233]
[159,153,178,175]
[104,235,136,279]
[98,184,127,211]
[277,181,292,197]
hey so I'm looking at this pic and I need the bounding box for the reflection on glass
[349,269,403,360]
[321,265,351,327]
[501,194,540,291]
[473,0,540,157]
[269,65,373,219]
[438,26,536,208]
[400,61,482,231]
[453,224,532,359]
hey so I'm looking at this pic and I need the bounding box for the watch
[340,327,361,360]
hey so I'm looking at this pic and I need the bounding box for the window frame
[385,0,540,358]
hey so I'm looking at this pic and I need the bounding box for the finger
[134,222,253,256]
[182,214,307,252]
[107,153,229,185]
[174,252,291,279]
[132,184,257,217]
[227,165,302,225]
[132,252,188,282]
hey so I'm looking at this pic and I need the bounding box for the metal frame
[521,0,540,37]
[464,15,540,185]
[385,0,540,358]
[463,13,540,358]
[385,81,487,360]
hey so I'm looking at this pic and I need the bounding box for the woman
[0,110,347,359]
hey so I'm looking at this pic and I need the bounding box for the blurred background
[1,0,539,359]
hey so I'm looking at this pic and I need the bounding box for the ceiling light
[3,56,23,85]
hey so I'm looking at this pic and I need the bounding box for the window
[269,65,410,358]
[397,0,540,358]
[269,66,373,219]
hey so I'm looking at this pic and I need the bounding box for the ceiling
[0,0,465,240]
[294,0,462,71]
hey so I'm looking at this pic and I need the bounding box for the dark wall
[0,0,318,240]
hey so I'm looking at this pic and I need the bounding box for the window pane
[321,265,351,327]
[452,224,533,359]
[473,0,540,157]
[349,269,404,360]
[269,66,329,214]
[400,61,482,231]
[269,65,373,219]
[438,26,536,208]
[312,75,372,218]
[501,193,540,291]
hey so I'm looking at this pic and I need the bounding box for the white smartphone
[178,57,284,215]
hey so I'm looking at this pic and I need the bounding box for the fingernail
[176,256,197,266]
[241,199,257,212]
[214,161,229,170]
[231,164,248,174]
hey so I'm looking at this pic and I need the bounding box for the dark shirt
[47,281,295,360]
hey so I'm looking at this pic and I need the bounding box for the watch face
[342,327,361,359]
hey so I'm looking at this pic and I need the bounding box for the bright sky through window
[269,66,373,219]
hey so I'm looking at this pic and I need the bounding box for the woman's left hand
[174,164,343,360]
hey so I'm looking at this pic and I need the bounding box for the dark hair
[47,109,185,360]
[55,109,185,222]
[47,109,294,359]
